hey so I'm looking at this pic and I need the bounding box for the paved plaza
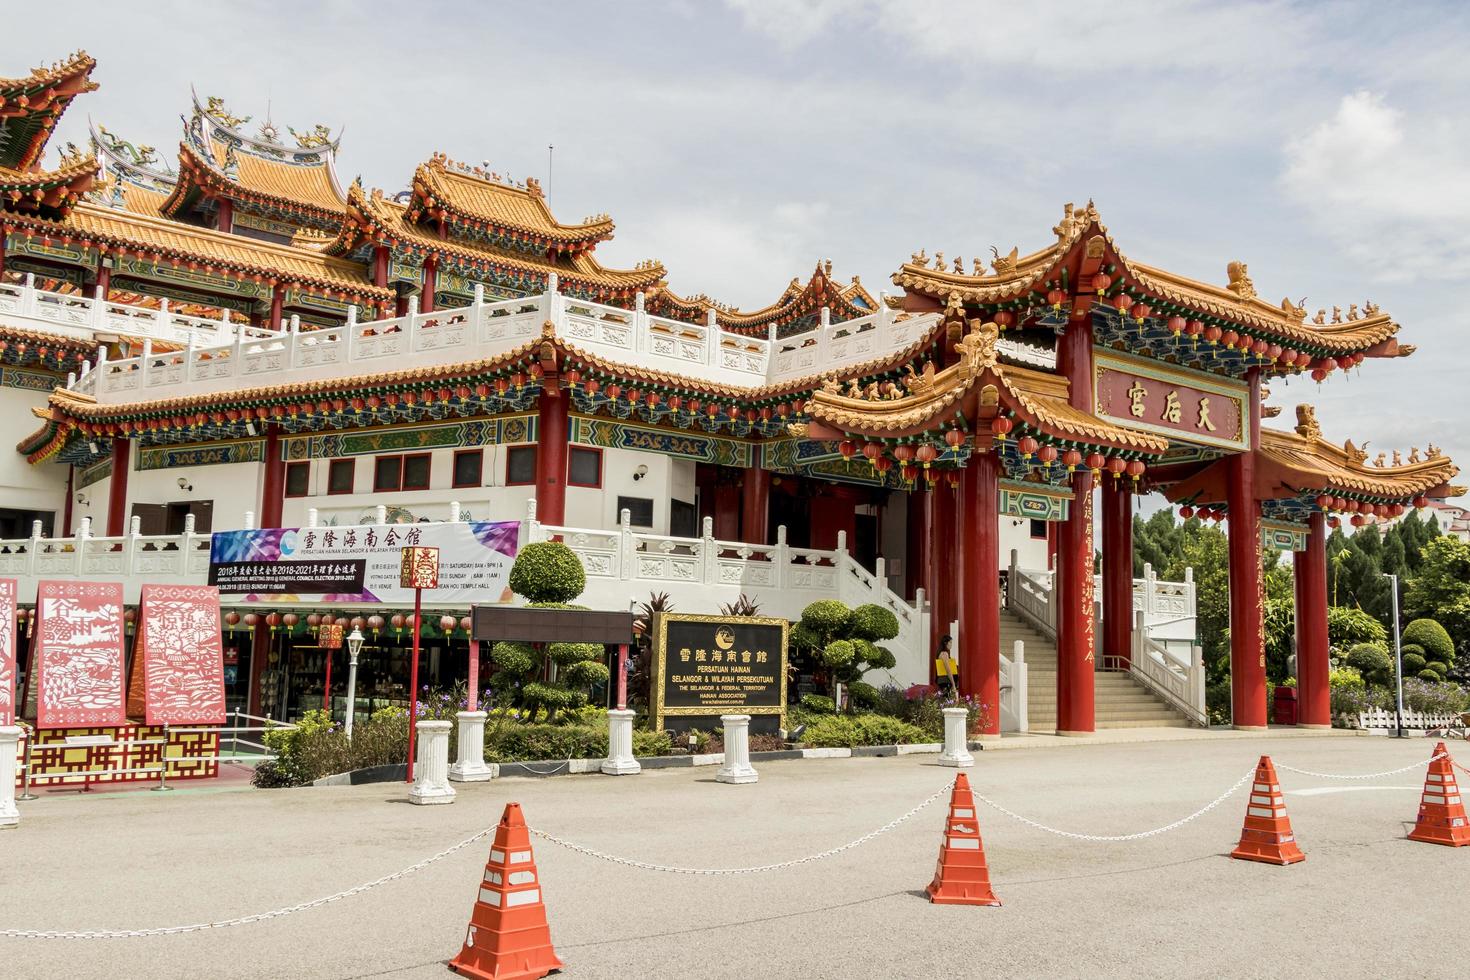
[3,733,1462,979]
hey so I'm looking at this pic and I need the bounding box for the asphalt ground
[2,734,1464,979]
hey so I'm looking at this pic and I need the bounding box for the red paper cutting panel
[139,584,226,726]
[35,581,127,729]
[0,578,16,726]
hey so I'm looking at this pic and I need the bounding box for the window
[373,453,432,492]
[402,453,431,490]
[617,495,654,528]
[452,449,483,489]
[670,499,697,538]
[285,461,310,497]
[568,446,602,488]
[506,445,537,485]
[327,459,355,495]
[1030,519,1048,540]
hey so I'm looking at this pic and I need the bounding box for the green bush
[847,680,880,710]
[1402,652,1427,675]
[1418,668,1442,682]
[1400,643,1425,662]
[799,693,836,715]
[508,541,586,604]
[1346,643,1393,687]
[849,604,900,641]
[632,729,672,757]
[1330,666,1365,690]
[252,707,410,788]
[800,599,853,636]
[1426,661,1450,678]
[491,640,536,674]
[822,639,855,668]
[800,713,929,748]
[1402,619,1454,668]
[1329,606,1389,650]
[488,722,606,762]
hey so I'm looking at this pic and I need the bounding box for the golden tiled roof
[334,184,664,294]
[117,183,169,217]
[1260,422,1458,501]
[651,262,880,332]
[0,52,98,172]
[892,201,1404,357]
[162,140,347,222]
[0,153,98,215]
[412,154,612,248]
[7,201,389,298]
[808,319,1169,453]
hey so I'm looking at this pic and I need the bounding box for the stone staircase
[1000,610,1190,731]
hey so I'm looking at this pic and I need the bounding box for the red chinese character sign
[399,546,441,590]
[320,623,344,650]
[35,581,127,729]
[1092,350,1249,452]
[138,584,226,726]
[0,578,16,725]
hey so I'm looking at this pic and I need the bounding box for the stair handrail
[1006,549,1056,640]
[1129,610,1207,726]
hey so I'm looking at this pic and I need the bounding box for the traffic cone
[1407,742,1469,847]
[926,773,1001,906]
[1230,756,1304,866]
[448,803,564,980]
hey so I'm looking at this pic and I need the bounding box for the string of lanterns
[1179,494,1427,528]
[221,610,476,637]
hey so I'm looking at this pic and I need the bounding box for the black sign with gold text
[653,613,788,731]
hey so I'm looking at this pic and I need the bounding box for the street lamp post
[345,627,364,738]
[1387,572,1405,739]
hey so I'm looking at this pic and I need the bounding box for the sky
[4,0,1468,483]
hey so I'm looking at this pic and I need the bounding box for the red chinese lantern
[1267,344,1282,361]
[993,311,1013,330]
[1389,504,1404,517]
[1179,506,1194,519]
[900,463,918,483]
[1126,460,1145,481]
[1350,514,1365,528]
[368,614,384,633]
[1328,516,1341,529]
[282,613,298,628]
[1063,449,1082,471]
[839,440,856,460]
[893,444,916,464]
[440,615,457,632]
[1295,352,1312,368]
[306,613,321,629]
[1185,319,1205,337]
[390,613,406,630]
[1311,368,1326,383]
[1203,325,1222,345]
[265,612,281,630]
[350,616,365,630]
[1048,288,1067,309]
[916,443,938,468]
[1252,339,1269,356]
[1112,293,1132,314]
[862,442,882,466]
[321,613,336,627]
[1086,452,1105,476]
[945,428,966,449]
[990,417,1013,440]
[1037,444,1058,465]
[1130,302,1151,323]
[1107,457,1128,478]
[124,608,136,624]
[1211,510,1225,523]
[874,456,893,475]
[1017,436,1039,459]
[242,613,258,628]
[224,610,240,626]
[1314,494,1331,509]
[1092,273,1112,292]
[459,615,473,632]
[1413,496,1428,509]
[1167,315,1186,336]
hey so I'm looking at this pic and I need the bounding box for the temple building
[0,52,1460,730]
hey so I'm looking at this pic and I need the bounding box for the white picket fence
[24,273,941,404]
[1352,706,1469,732]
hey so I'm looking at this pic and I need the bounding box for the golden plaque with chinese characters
[398,546,441,590]
[1092,349,1250,451]
[652,612,788,734]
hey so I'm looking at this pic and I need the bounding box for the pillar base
[1232,725,1269,733]
[1054,730,1095,738]
[601,709,642,775]
[410,720,457,805]
[1295,724,1332,731]
[448,711,494,783]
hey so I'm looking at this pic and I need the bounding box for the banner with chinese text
[208,521,519,604]
[139,584,227,726]
[35,581,127,729]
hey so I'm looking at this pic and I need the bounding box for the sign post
[320,622,344,714]
[400,546,439,782]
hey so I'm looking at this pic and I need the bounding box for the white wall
[1001,515,1050,570]
[71,453,262,533]
[0,386,68,520]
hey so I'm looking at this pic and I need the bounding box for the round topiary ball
[1401,619,1454,668]
[822,638,855,668]
[801,599,853,637]
[1402,652,1427,675]
[509,541,586,604]
[490,640,536,675]
[850,603,901,641]
[1418,668,1443,682]
[847,680,880,709]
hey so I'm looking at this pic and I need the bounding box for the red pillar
[712,485,740,540]
[63,464,74,535]
[741,466,770,545]
[1056,469,1096,735]
[95,256,111,300]
[1101,477,1133,668]
[420,257,436,313]
[260,424,285,528]
[373,246,390,288]
[959,451,1001,735]
[535,389,568,525]
[106,437,130,536]
[906,488,930,602]
[932,479,960,671]
[269,283,284,329]
[217,197,234,234]
[1228,368,1267,729]
[1296,511,1330,727]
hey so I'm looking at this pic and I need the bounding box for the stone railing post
[618,508,635,581]
[91,281,106,328]
[701,516,717,584]
[937,707,974,767]
[632,290,647,354]
[715,715,757,784]
[307,508,319,529]
[1012,639,1028,733]
[449,500,461,523]
[243,510,256,530]
[705,308,719,366]
[448,711,493,782]
[138,338,153,388]
[374,504,387,525]
[0,726,20,829]
[409,720,455,805]
[775,524,790,589]
[601,709,641,775]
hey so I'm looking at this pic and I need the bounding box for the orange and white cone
[1407,742,1469,847]
[449,802,564,980]
[926,773,1001,906]
[1230,756,1305,866]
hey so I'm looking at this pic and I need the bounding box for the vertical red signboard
[139,584,227,726]
[0,578,16,725]
[35,581,127,729]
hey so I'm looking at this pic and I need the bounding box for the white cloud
[1280,91,1470,281]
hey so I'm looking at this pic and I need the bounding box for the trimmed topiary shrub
[801,599,853,636]
[799,693,836,715]
[1346,643,1393,687]
[795,598,901,711]
[1426,661,1449,678]
[1418,668,1443,682]
[508,541,586,604]
[847,680,881,710]
[849,604,900,642]
[1402,652,1427,675]
[1402,619,1454,670]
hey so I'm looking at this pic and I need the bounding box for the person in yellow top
[934,634,958,694]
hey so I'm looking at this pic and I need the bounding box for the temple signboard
[1092,349,1249,452]
[652,613,788,732]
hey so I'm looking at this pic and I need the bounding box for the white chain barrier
[971,767,1258,842]
[529,781,953,875]
[0,823,499,940]
[1274,754,1445,780]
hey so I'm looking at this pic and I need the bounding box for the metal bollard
[152,724,173,792]
[17,732,37,801]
